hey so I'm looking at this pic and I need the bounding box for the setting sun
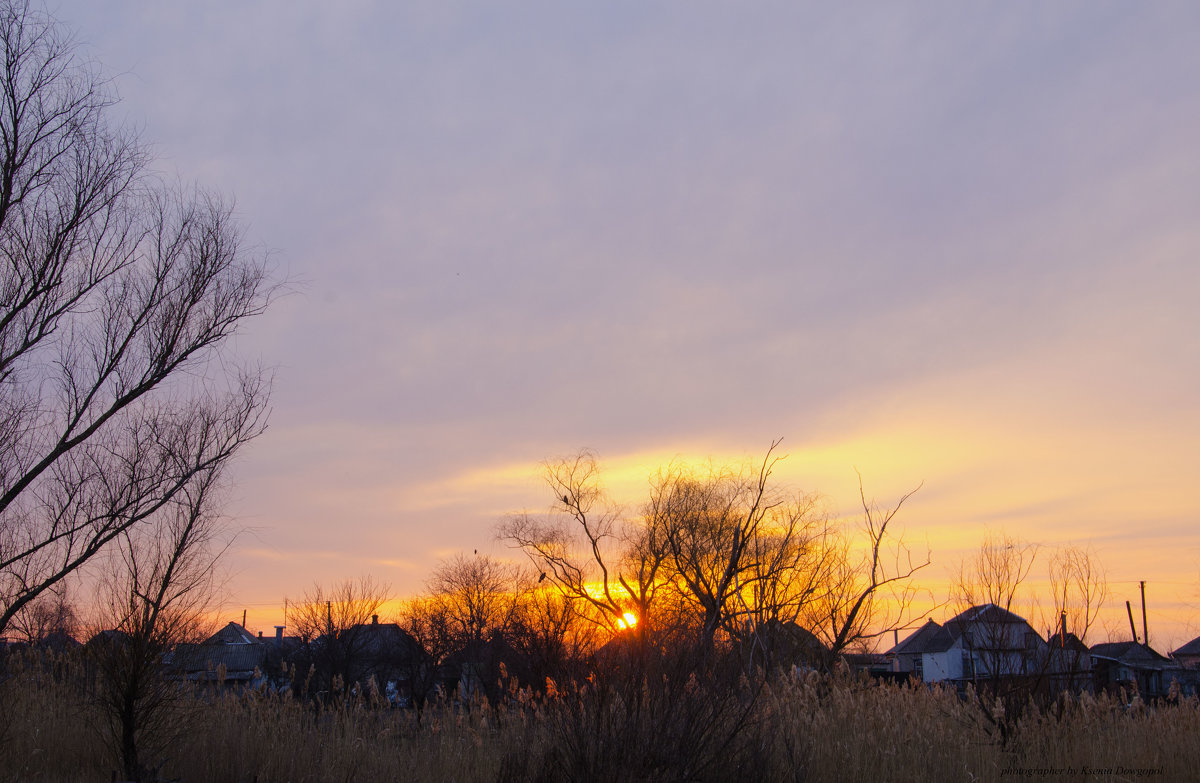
[616,612,638,630]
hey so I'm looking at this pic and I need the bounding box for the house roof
[38,630,81,650]
[888,619,967,655]
[945,604,1029,627]
[1173,635,1200,658]
[888,620,948,655]
[206,622,258,645]
[1046,632,1088,653]
[443,632,524,669]
[889,605,1039,656]
[1089,641,1173,668]
[170,642,268,674]
[753,619,826,659]
[342,621,429,661]
[86,629,131,647]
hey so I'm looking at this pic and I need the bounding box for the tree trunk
[120,685,141,783]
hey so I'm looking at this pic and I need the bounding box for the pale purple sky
[54,1,1200,648]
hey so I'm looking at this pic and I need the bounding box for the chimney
[275,626,284,647]
[258,631,263,639]
[371,614,379,625]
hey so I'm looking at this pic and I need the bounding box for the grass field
[1,652,1192,782]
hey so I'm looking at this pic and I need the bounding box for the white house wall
[922,649,962,682]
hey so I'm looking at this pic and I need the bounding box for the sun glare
[616,611,638,630]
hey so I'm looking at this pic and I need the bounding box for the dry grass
[1,651,1195,782]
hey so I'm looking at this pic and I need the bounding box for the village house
[441,631,535,703]
[336,616,434,706]
[887,619,944,681]
[891,607,1200,700]
[1171,635,1200,669]
[168,621,282,689]
[1090,641,1179,699]
[1045,627,1091,693]
[887,604,1047,685]
[282,614,435,706]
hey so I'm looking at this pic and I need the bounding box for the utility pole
[1126,601,1139,644]
[1139,580,1148,647]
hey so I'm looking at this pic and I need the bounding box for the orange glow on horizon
[228,415,1200,654]
[583,581,632,601]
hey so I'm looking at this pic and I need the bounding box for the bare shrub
[498,647,769,783]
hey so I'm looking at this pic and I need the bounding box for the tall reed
[2,649,1196,782]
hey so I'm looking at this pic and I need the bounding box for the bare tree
[647,454,771,652]
[1048,544,1107,645]
[424,552,524,649]
[0,1,276,636]
[414,552,536,700]
[647,443,836,655]
[88,462,227,783]
[503,445,932,673]
[953,532,1039,618]
[509,586,598,680]
[1043,544,1107,691]
[806,477,932,658]
[416,552,599,680]
[7,581,76,643]
[286,577,390,698]
[949,532,1042,686]
[945,541,1109,734]
[398,594,457,668]
[731,494,835,669]
[499,451,661,636]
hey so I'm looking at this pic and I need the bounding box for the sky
[52,1,1200,650]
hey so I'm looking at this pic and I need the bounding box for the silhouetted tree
[398,594,457,668]
[88,466,227,783]
[7,584,78,644]
[424,552,524,649]
[286,577,390,699]
[1044,544,1107,693]
[509,585,598,681]
[1048,543,1107,645]
[646,442,836,657]
[0,0,276,636]
[954,532,1038,618]
[503,445,931,670]
[500,451,660,638]
[804,476,932,660]
[412,552,539,700]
